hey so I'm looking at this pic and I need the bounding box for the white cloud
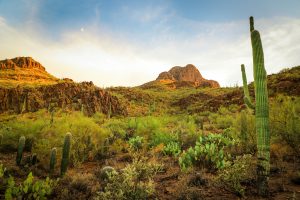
[0,15,299,87]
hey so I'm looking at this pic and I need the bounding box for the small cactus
[50,147,57,175]
[61,133,71,176]
[31,153,37,166]
[16,136,26,166]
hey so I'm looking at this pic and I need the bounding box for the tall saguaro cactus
[61,133,71,176]
[241,17,270,196]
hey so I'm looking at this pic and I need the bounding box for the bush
[217,154,255,197]
[128,136,144,151]
[150,131,178,147]
[270,96,300,155]
[52,173,99,199]
[162,142,181,157]
[179,133,235,171]
[96,158,162,200]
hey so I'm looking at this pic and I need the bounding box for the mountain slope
[0,57,59,88]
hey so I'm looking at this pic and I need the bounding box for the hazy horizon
[0,0,300,87]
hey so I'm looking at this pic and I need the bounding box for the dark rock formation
[0,57,127,116]
[156,64,220,88]
[0,81,127,116]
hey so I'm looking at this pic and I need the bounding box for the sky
[0,0,300,87]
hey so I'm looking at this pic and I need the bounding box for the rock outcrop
[0,81,127,116]
[0,57,59,85]
[0,57,127,116]
[156,64,219,88]
[0,57,45,70]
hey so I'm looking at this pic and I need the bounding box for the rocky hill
[0,57,127,116]
[0,57,59,87]
[142,64,219,89]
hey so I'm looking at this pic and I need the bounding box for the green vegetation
[241,16,270,196]
[0,17,299,200]
[179,133,234,171]
[4,172,57,200]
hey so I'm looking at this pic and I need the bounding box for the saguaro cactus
[241,16,270,196]
[61,133,71,176]
[50,147,57,175]
[16,136,26,166]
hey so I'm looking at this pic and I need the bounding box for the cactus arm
[250,16,254,32]
[251,28,270,196]
[241,64,255,109]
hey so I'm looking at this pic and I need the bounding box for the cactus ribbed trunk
[61,133,71,176]
[241,17,270,196]
[251,29,270,196]
[50,147,57,175]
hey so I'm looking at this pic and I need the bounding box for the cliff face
[0,57,127,116]
[0,81,127,116]
[0,57,46,70]
[0,57,59,87]
[156,64,220,88]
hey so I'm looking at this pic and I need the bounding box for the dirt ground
[0,151,299,200]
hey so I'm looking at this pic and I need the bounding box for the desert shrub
[162,142,181,157]
[217,154,255,197]
[236,111,256,154]
[179,133,235,171]
[52,173,100,199]
[104,119,127,139]
[128,136,144,151]
[0,110,109,167]
[270,96,300,155]
[176,116,199,147]
[208,106,236,129]
[96,158,162,200]
[4,172,57,200]
[149,131,178,147]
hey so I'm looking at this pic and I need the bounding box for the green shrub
[270,96,300,154]
[150,131,178,147]
[217,154,255,197]
[128,136,144,151]
[179,133,234,171]
[163,142,181,157]
[96,158,162,200]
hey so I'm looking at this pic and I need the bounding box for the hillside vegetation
[0,18,300,199]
